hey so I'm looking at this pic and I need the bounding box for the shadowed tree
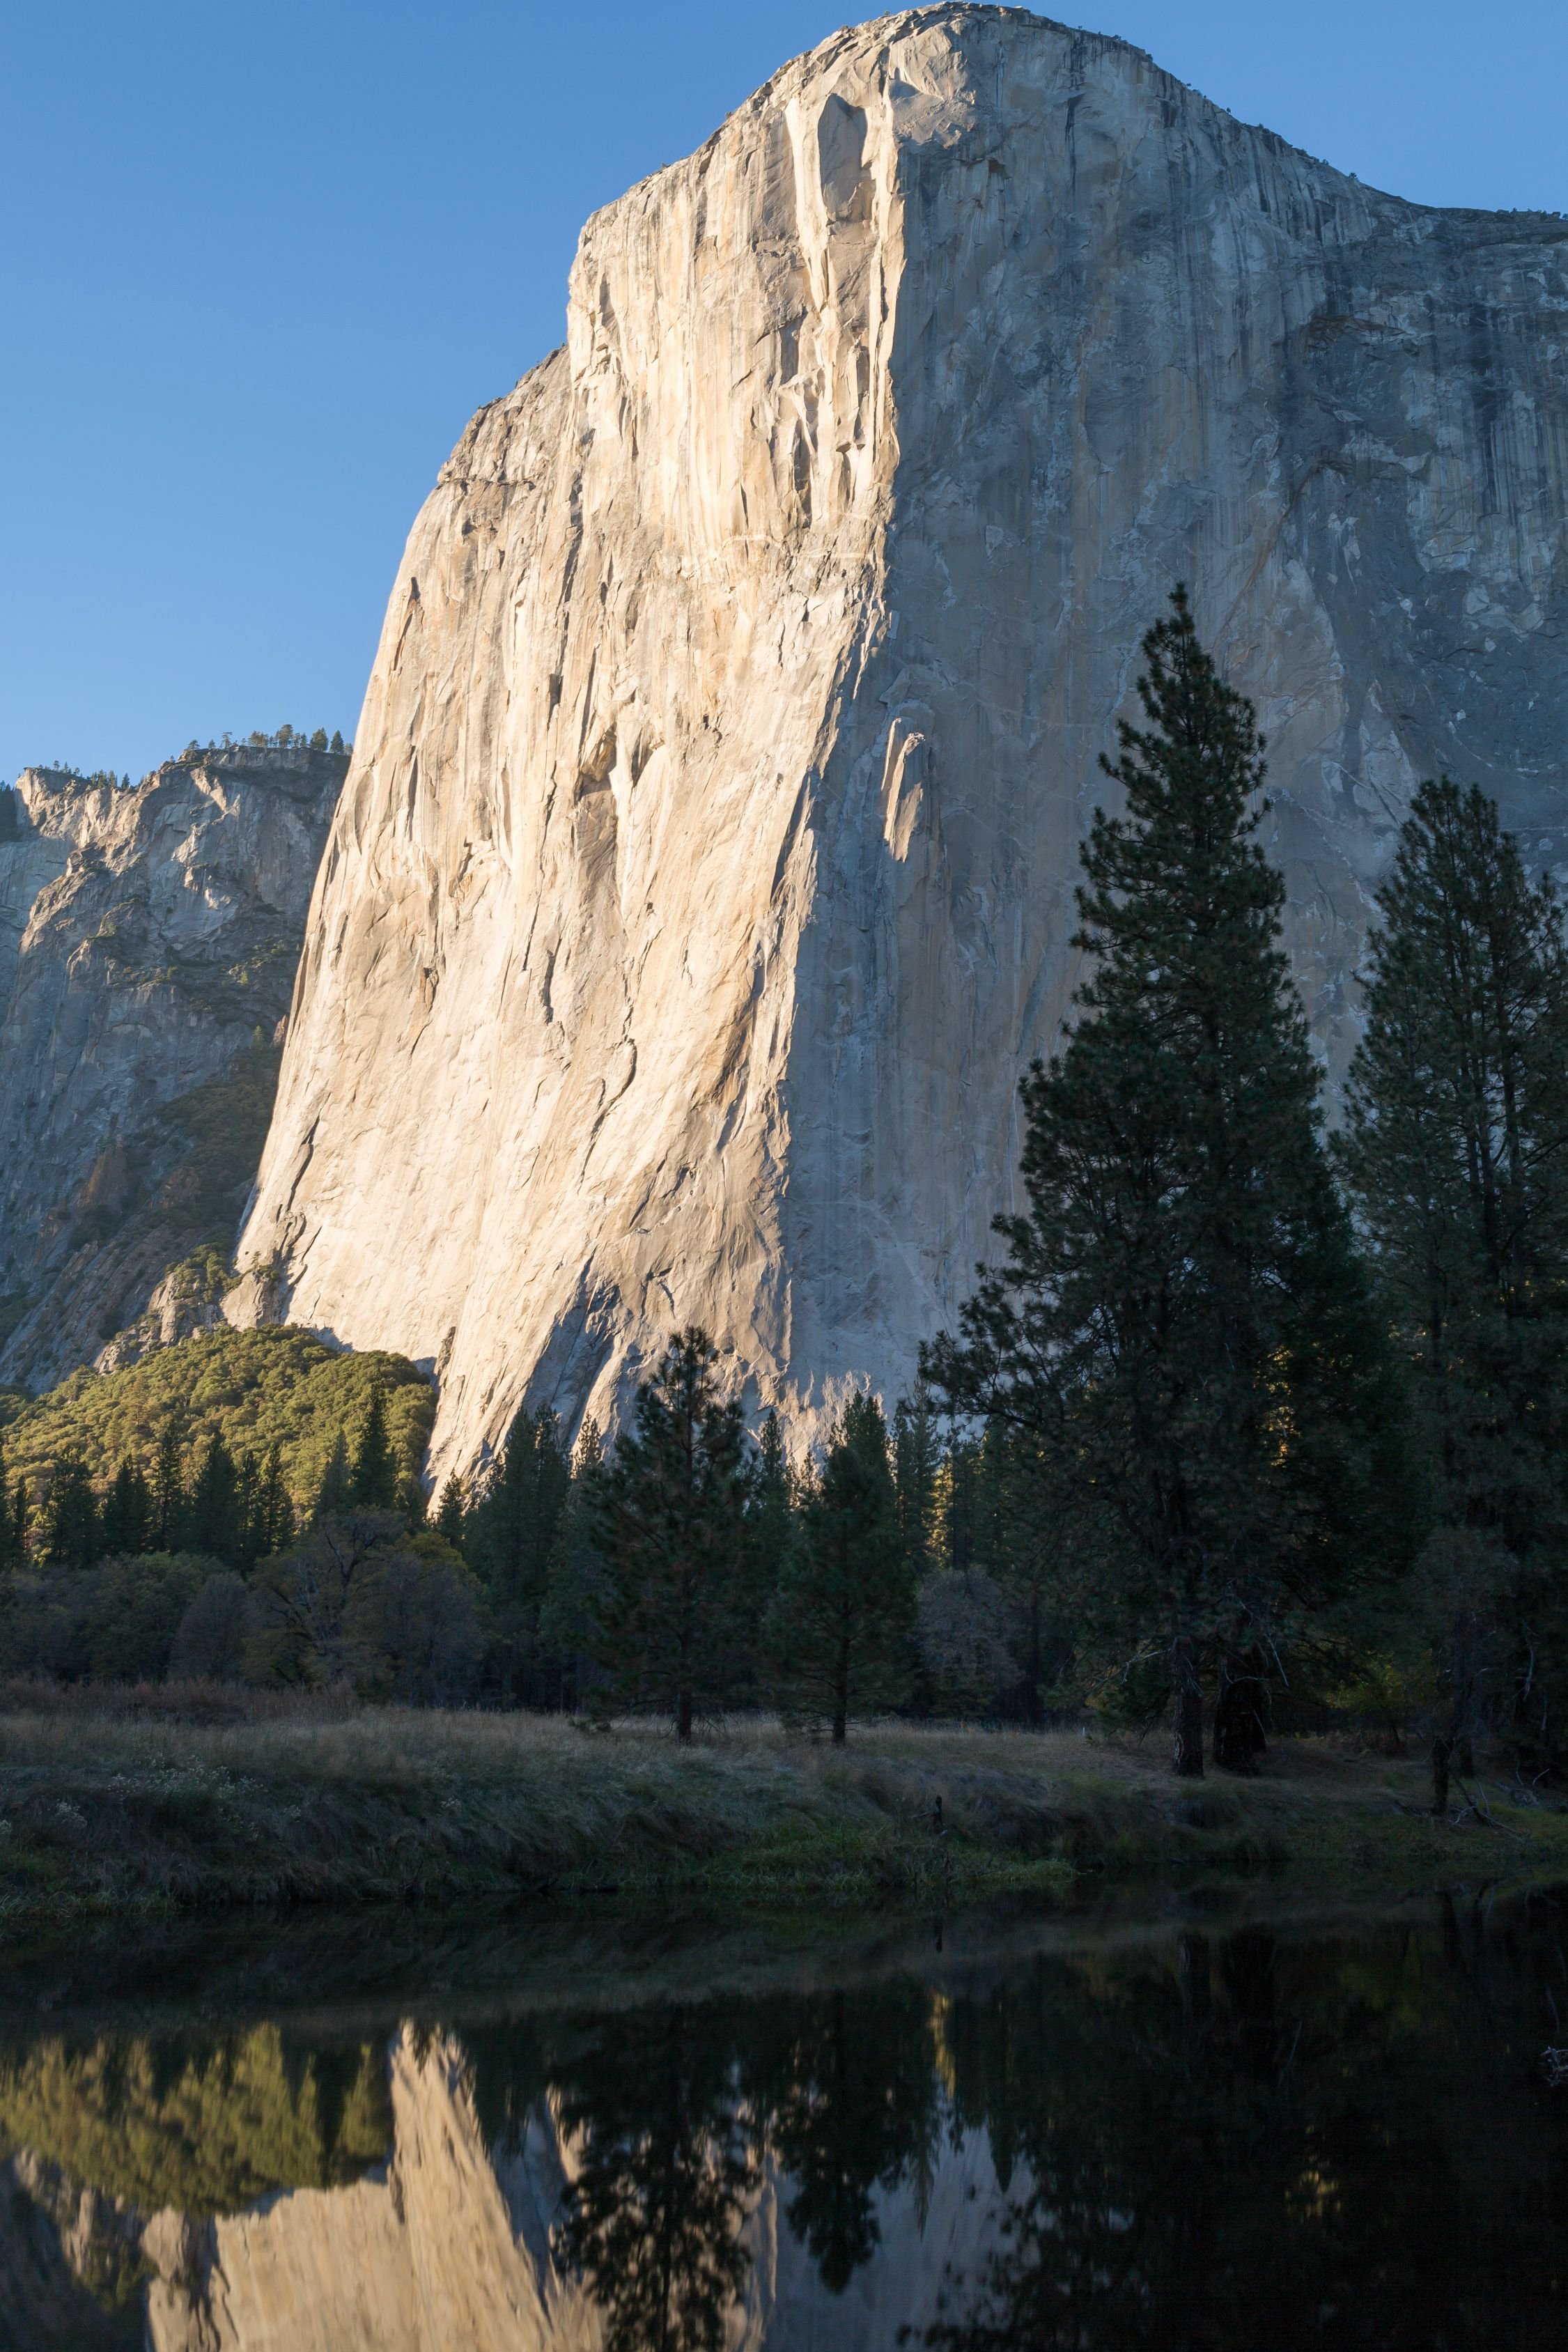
[187,1433,240,1564]
[0,1436,22,1575]
[313,1432,352,1525]
[349,1383,398,1510]
[100,1456,154,1558]
[1339,777,1568,1797]
[254,1443,295,1562]
[434,1473,467,1554]
[893,1386,942,1581]
[541,1418,609,1715]
[152,1421,186,1553]
[589,1332,751,1739]
[469,1404,571,1700]
[768,1391,914,1744]
[924,589,1404,1774]
[38,1457,100,1570]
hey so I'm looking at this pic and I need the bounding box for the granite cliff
[0,742,346,1393]
[233,4,1568,1480]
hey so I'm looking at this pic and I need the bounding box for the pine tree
[152,1422,186,1552]
[100,1456,153,1557]
[38,1457,101,1570]
[8,1478,26,1571]
[469,1404,570,1699]
[313,1430,352,1522]
[187,1432,240,1563]
[893,1387,941,1579]
[1339,777,1568,1791]
[254,1444,295,1561]
[770,1391,914,1743]
[349,1384,398,1509]
[0,1439,20,1575]
[745,1408,795,1631]
[434,1473,467,1553]
[925,588,1402,1774]
[589,1332,751,1739]
[541,1418,607,1712]
[984,1422,1072,1723]
[233,1450,261,1568]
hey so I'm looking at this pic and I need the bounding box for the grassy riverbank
[0,1686,1565,1928]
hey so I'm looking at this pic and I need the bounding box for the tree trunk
[1213,1674,1266,1774]
[1025,1590,1043,1727]
[1431,1733,1452,1814]
[1172,1643,1204,1778]
[677,1687,693,1743]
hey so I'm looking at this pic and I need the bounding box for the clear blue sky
[3,1,1564,785]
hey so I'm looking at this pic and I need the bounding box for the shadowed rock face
[0,745,345,1392]
[233,3,1568,1480]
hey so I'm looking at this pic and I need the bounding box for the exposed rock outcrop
[235,4,1568,1480]
[0,743,345,1392]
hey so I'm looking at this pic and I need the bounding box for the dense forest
[4,594,1567,1793]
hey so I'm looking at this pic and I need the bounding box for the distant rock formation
[0,742,345,1393]
[228,3,1568,1482]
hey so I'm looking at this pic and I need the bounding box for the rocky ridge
[0,743,346,1393]
[218,4,1565,1480]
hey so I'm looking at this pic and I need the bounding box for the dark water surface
[1,1888,1566,2349]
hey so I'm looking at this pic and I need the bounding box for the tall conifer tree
[152,1423,185,1552]
[349,1384,398,1509]
[589,1331,750,1739]
[38,1457,100,1570]
[742,1408,795,1663]
[313,1432,352,1523]
[433,1473,467,1554]
[541,1418,607,1713]
[0,1438,18,1575]
[469,1404,571,1699]
[101,1456,153,1556]
[893,1388,941,1580]
[770,1392,913,1743]
[1339,778,1568,1792]
[187,1433,240,1563]
[254,1443,295,1561]
[925,589,1401,1774]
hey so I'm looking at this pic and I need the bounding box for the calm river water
[0,1889,1564,2349]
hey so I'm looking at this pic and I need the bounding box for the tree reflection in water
[549,2006,756,2352]
[743,1981,945,2290]
[488,1897,1568,2351]
[922,1910,1568,2351]
[6,1896,1568,2348]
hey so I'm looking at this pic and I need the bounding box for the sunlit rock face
[0,745,343,1391]
[234,3,1568,1479]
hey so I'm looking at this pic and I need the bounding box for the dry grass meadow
[0,1685,1565,1928]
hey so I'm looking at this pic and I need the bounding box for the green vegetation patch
[0,2024,389,2215]
[6,1327,434,1508]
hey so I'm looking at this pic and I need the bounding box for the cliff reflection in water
[1,1896,1567,2349]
